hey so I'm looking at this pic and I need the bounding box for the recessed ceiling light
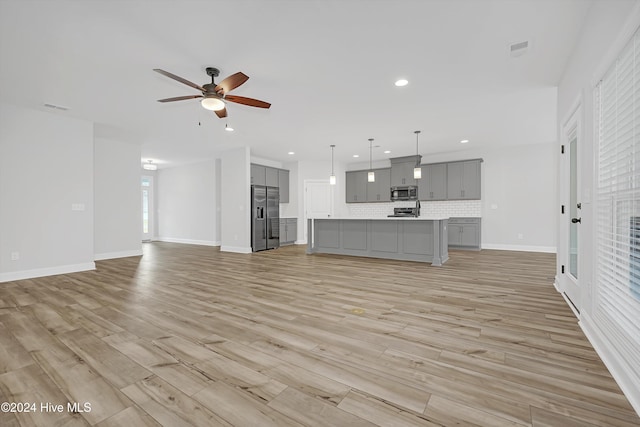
[353,154,360,158]
[395,79,408,87]
[383,150,391,154]
[288,151,295,155]
[460,139,469,144]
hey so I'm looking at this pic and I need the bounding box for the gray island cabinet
[307,217,449,266]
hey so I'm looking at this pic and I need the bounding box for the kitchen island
[307,217,449,266]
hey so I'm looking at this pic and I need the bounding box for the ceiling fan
[154,67,271,118]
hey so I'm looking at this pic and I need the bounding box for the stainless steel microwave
[391,186,418,201]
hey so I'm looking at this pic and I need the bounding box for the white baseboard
[580,312,640,417]
[481,243,557,253]
[220,245,252,254]
[0,262,96,283]
[156,237,219,247]
[94,249,143,261]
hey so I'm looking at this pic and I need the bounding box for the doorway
[303,180,334,243]
[561,105,581,312]
[142,175,154,241]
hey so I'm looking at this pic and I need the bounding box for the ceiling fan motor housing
[206,67,220,77]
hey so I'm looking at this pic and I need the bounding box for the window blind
[594,28,640,379]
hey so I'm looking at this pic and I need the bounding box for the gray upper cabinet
[346,170,368,203]
[446,159,481,200]
[251,163,290,203]
[390,156,420,187]
[419,163,447,200]
[278,169,289,203]
[367,168,391,202]
[251,164,266,185]
[266,167,279,187]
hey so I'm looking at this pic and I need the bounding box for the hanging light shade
[413,130,422,179]
[368,138,375,182]
[329,144,336,185]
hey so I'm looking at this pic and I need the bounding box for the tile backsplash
[347,200,482,217]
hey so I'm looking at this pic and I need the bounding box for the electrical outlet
[10,251,19,261]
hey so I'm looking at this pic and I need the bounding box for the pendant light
[413,130,422,179]
[368,138,375,182]
[329,144,336,185]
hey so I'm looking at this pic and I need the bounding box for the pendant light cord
[331,145,335,175]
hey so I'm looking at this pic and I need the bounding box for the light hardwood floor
[0,243,638,426]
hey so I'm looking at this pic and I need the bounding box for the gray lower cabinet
[346,170,368,203]
[308,218,449,266]
[278,169,289,203]
[447,160,481,200]
[280,218,297,245]
[419,163,447,200]
[448,217,481,250]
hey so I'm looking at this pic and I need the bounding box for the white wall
[556,0,640,414]
[156,160,218,246]
[220,147,251,252]
[0,102,95,282]
[94,138,142,259]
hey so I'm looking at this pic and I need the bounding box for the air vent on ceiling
[509,40,530,57]
[44,103,69,111]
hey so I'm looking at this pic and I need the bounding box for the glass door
[569,130,579,279]
[142,176,153,241]
[564,121,580,311]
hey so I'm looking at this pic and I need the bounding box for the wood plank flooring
[0,242,638,426]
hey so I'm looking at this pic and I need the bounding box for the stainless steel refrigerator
[251,185,280,252]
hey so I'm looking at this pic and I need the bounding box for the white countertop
[310,216,450,221]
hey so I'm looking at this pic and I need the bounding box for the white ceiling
[0,0,593,168]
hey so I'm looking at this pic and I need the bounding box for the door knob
[571,217,581,224]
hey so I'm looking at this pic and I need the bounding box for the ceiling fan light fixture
[201,96,225,111]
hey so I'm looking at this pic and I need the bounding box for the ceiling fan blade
[214,107,227,118]
[154,69,206,92]
[215,72,249,94]
[224,95,271,109]
[157,95,203,103]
